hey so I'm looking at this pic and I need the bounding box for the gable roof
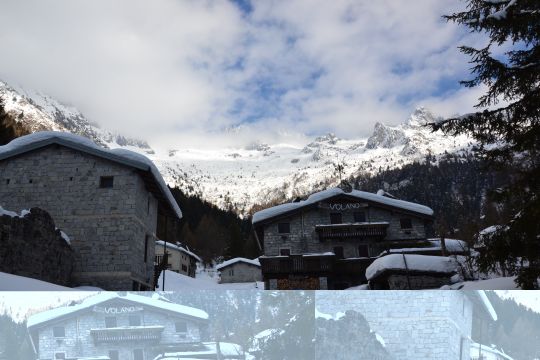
[155,240,202,262]
[0,131,182,219]
[252,188,433,225]
[27,292,208,330]
[216,257,261,271]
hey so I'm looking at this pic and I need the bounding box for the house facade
[216,258,262,283]
[155,241,201,278]
[252,188,434,290]
[316,291,497,360]
[26,293,209,360]
[0,132,182,290]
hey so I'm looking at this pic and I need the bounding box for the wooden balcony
[260,255,334,275]
[91,326,164,343]
[315,222,388,241]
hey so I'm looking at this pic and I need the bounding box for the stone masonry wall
[0,145,159,290]
[0,207,74,286]
[263,203,427,257]
[219,262,262,283]
[316,291,472,360]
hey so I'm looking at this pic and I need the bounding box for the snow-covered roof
[155,342,243,359]
[155,240,202,262]
[0,131,182,219]
[252,187,433,224]
[365,254,458,280]
[471,343,513,360]
[216,257,261,270]
[27,292,208,329]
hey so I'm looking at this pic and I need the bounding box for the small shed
[366,254,458,289]
[216,258,262,283]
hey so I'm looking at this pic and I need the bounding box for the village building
[0,132,182,290]
[216,258,262,283]
[26,293,210,360]
[251,187,435,290]
[316,291,498,360]
[155,241,201,278]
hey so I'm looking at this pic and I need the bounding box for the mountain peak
[407,107,440,127]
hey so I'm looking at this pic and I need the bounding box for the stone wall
[262,201,428,257]
[316,291,472,360]
[0,207,74,286]
[219,262,262,283]
[0,145,159,290]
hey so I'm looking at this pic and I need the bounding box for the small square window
[277,223,290,234]
[5,179,10,185]
[99,176,114,188]
[229,269,234,276]
[353,211,366,223]
[133,349,144,360]
[182,264,188,272]
[333,246,344,259]
[400,218,413,230]
[279,248,291,256]
[330,213,342,224]
[129,315,141,326]
[358,244,369,258]
[175,321,187,333]
[53,326,65,338]
[55,353,66,360]
[105,317,117,328]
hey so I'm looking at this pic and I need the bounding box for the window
[105,317,117,328]
[277,223,290,234]
[133,349,144,360]
[279,248,291,256]
[182,264,188,272]
[109,350,119,360]
[228,269,234,276]
[155,255,163,265]
[5,179,10,185]
[175,321,187,333]
[54,353,66,360]
[333,246,344,259]
[400,218,413,230]
[144,236,149,263]
[147,196,150,214]
[53,326,65,338]
[330,213,342,224]
[353,211,366,223]
[358,244,369,258]
[99,176,114,188]
[129,315,141,326]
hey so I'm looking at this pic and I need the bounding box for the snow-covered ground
[0,272,72,291]
[156,270,264,290]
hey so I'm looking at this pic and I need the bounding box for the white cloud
[0,0,491,147]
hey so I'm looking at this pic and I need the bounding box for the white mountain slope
[0,81,473,213]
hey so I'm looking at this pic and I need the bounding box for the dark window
[105,317,117,328]
[5,179,10,185]
[279,248,291,256]
[55,353,66,360]
[69,177,73,181]
[400,218,413,229]
[133,349,144,360]
[358,244,369,258]
[132,281,140,291]
[181,264,188,272]
[144,236,149,263]
[129,315,141,326]
[353,211,366,223]
[53,326,65,338]
[109,350,119,360]
[28,179,33,184]
[175,321,187,333]
[277,223,290,234]
[330,213,342,224]
[333,246,344,259]
[229,269,234,276]
[99,176,114,188]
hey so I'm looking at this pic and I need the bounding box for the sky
[0,0,493,148]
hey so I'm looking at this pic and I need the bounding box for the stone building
[26,292,209,360]
[155,240,201,278]
[251,187,434,290]
[316,291,498,360]
[0,132,182,290]
[216,258,262,283]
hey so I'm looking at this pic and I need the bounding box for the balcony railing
[260,255,334,275]
[315,222,388,241]
[91,326,164,343]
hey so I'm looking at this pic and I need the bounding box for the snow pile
[27,292,208,329]
[0,131,182,219]
[0,205,30,218]
[155,240,201,262]
[216,257,260,270]
[366,254,458,280]
[0,272,73,291]
[253,187,433,224]
[157,270,264,290]
[441,277,521,290]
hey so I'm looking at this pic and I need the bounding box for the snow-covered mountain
[1,81,472,214]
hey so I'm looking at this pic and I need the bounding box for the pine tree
[434,0,540,288]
